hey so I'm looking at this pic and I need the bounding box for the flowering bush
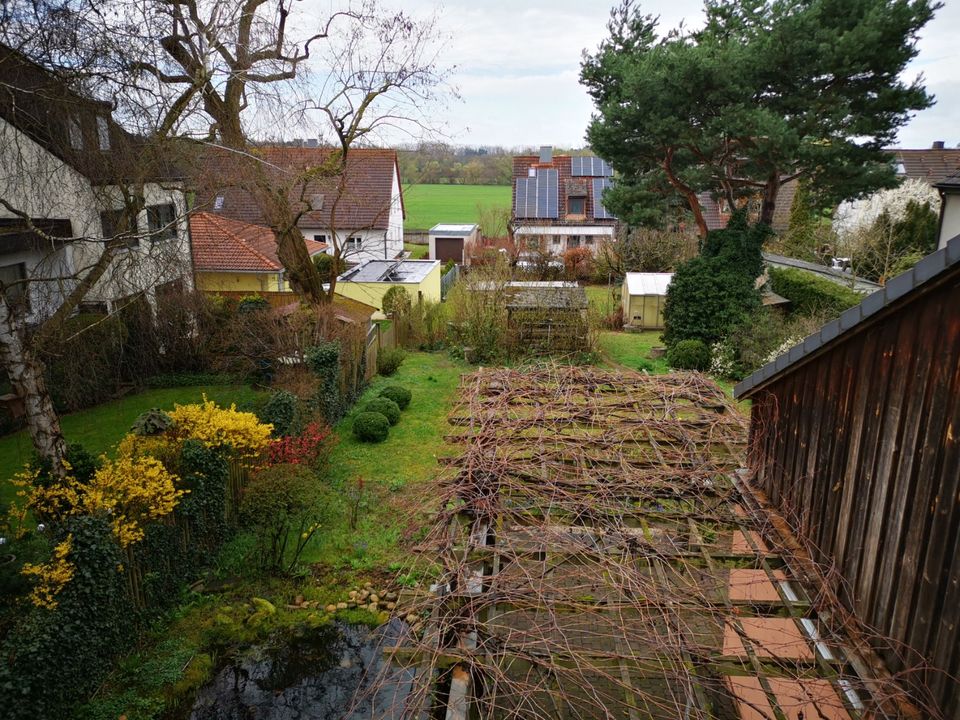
[20,535,74,609]
[168,396,272,457]
[264,422,333,471]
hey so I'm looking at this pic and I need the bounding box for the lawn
[598,331,670,374]
[404,184,511,232]
[0,384,261,507]
[404,242,428,259]
[303,351,469,570]
[584,283,622,316]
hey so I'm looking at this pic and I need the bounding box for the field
[404,184,511,232]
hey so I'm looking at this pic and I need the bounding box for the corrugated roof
[189,212,326,273]
[624,272,672,296]
[735,235,960,399]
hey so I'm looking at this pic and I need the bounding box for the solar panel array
[592,178,616,219]
[571,156,614,177]
[514,169,559,219]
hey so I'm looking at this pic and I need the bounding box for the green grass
[0,385,261,506]
[303,351,469,570]
[584,283,622,316]
[404,184,511,232]
[403,242,428,259]
[598,331,670,374]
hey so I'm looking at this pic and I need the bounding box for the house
[733,234,960,717]
[428,223,480,264]
[511,147,618,254]
[762,252,881,294]
[0,45,193,323]
[697,182,799,234]
[935,170,960,249]
[335,259,441,315]
[189,212,327,293]
[194,146,405,264]
[621,273,672,330]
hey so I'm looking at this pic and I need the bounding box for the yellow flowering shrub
[83,456,185,547]
[21,535,75,609]
[168,397,272,458]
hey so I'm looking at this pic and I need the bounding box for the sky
[320,0,960,151]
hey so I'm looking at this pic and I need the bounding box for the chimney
[306,138,319,148]
[539,145,553,164]
[932,140,945,150]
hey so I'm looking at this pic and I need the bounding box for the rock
[367,602,378,612]
[386,602,396,611]
[294,594,305,605]
[405,614,418,624]
[385,592,398,601]
[412,622,423,635]
[369,594,379,604]
[325,604,337,613]
[359,590,369,600]
[348,590,358,599]
[364,582,373,589]
[336,602,348,610]
[348,601,357,609]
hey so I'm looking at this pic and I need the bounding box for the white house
[196,146,405,265]
[0,46,193,324]
[936,171,960,250]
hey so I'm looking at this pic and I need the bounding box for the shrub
[352,412,390,443]
[240,463,325,572]
[377,348,406,376]
[562,246,595,281]
[666,339,711,371]
[362,397,401,425]
[305,341,342,423]
[264,422,333,471]
[31,442,101,487]
[379,384,412,410]
[168,397,273,458]
[382,286,412,316]
[258,390,300,437]
[768,267,862,318]
[130,408,172,436]
[313,253,345,283]
[237,295,269,313]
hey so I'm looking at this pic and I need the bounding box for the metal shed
[621,272,672,330]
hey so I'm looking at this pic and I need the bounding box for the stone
[369,594,379,604]
[386,602,396,611]
[294,594,305,605]
[336,602,348,610]
[325,604,337,613]
[405,614,418,624]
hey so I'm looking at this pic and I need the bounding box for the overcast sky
[354,0,959,150]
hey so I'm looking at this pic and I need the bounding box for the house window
[147,203,177,241]
[68,117,83,150]
[568,196,586,215]
[527,168,536,177]
[0,263,29,310]
[345,236,362,251]
[100,209,138,248]
[567,235,582,249]
[213,195,225,211]
[585,236,594,246]
[96,116,110,150]
[313,234,328,243]
[551,237,561,246]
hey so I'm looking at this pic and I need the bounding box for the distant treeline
[397,143,591,186]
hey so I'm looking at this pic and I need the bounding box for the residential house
[336,259,441,315]
[511,147,618,254]
[189,212,327,293]
[734,235,960,717]
[0,45,193,323]
[935,170,960,249]
[194,146,405,265]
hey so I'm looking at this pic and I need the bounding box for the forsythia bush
[168,396,272,457]
[20,535,74,609]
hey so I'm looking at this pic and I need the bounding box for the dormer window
[213,195,225,211]
[96,116,110,150]
[68,117,83,150]
[528,168,536,177]
[568,196,586,216]
[895,161,906,175]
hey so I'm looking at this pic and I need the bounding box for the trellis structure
[361,366,928,719]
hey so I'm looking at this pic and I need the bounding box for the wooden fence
[364,321,398,380]
[745,266,960,717]
[440,264,459,300]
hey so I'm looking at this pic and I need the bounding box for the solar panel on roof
[572,156,614,177]
[592,178,616,219]
[514,170,558,219]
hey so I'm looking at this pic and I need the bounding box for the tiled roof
[936,170,960,189]
[189,212,326,272]
[193,147,402,231]
[892,148,960,184]
[511,155,618,225]
[735,234,960,399]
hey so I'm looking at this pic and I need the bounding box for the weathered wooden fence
[440,264,459,300]
[744,263,960,718]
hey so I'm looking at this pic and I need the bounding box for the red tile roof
[892,148,960,184]
[189,212,326,272]
[193,147,402,231]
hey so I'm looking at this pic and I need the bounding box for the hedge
[768,267,863,318]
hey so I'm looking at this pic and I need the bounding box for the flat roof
[624,272,672,296]
[338,259,439,284]
[429,223,478,235]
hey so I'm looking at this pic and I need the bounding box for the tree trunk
[662,151,709,238]
[760,174,781,227]
[0,300,68,479]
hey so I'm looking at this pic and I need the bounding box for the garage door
[435,237,464,263]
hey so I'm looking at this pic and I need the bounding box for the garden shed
[428,223,480,264]
[335,258,441,316]
[504,281,589,353]
[621,272,672,330]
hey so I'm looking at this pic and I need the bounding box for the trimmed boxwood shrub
[767,267,862,318]
[352,412,390,442]
[379,384,412,410]
[667,339,712,371]
[362,397,401,425]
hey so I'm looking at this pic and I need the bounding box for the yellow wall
[336,262,442,312]
[196,271,281,293]
[622,292,666,329]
